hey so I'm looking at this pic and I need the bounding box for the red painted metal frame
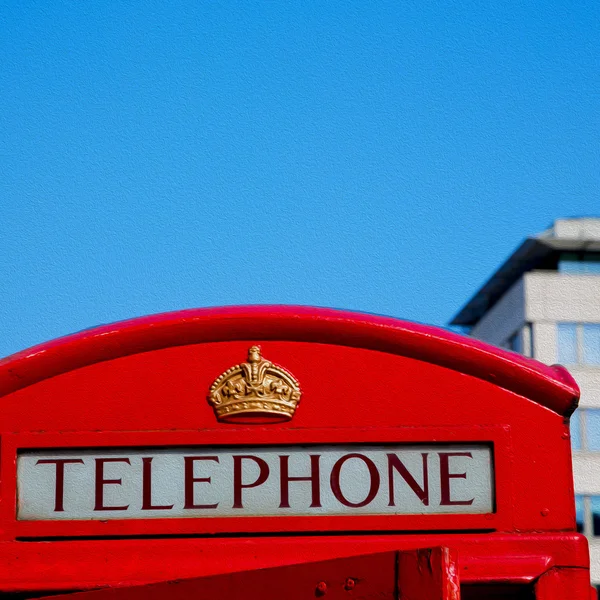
[0,534,588,592]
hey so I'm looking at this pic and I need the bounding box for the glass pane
[522,324,533,357]
[570,410,582,450]
[557,323,578,364]
[559,252,600,274]
[583,324,600,365]
[592,496,600,536]
[559,252,581,273]
[507,332,522,353]
[575,495,585,533]
[583,253,600,274]
[587,410,600,450]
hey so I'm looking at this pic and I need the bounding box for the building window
[502,324,533,357]
[558,252,600,274]
[573,495,600,537]
[570,408,600,451]
[571,410,582,450]
[575,495,585,533]
[583,324,600,365]
[593,497,600,536]
[557,323,600,365]
[506,331,522,353]
[557,323,578,364]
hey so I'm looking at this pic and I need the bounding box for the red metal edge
[0,533,588,592]
[0,305,580,416]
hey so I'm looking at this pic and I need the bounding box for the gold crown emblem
[208,346,301,423]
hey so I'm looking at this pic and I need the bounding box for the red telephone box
[0,306,591,599]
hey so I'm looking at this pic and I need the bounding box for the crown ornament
[208,346,301,423]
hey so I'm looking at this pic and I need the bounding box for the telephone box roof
[0,305,578,417]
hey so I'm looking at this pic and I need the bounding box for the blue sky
[1,1,599,357]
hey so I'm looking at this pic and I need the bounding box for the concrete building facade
[451,217,600,584]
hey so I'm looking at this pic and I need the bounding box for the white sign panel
[17,445,493,520]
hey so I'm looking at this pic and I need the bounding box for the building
[451,217,600,583]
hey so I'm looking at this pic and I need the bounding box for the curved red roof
[0,305,579,416]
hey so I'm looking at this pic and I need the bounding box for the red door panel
[39,548,459,600]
